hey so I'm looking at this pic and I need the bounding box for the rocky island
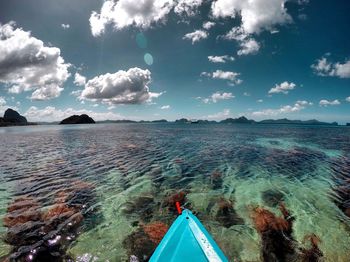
[60,114,95,125]
[0,108,36,127]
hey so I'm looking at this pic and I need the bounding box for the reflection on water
[0,123,349,261]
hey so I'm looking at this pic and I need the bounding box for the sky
[0,0,349,123]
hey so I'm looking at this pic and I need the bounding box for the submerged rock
[143,221,169,244]
[251,203,296,262]
[262,190,284,207]
[163,191,190,215]
[3,179,98,261]
[123,229,157,261]
[300,234,323,262]
[211,171,223,190]
[215,198,244,228]
[122,195,157,222]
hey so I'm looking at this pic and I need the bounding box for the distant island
[60,114,95,125]
[0,108,36,127]
[96,116,342,125]
[0,108,347,127]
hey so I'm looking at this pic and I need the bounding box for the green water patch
[0,176,14,257]
[68,169,155,261]
[253,137,342,158]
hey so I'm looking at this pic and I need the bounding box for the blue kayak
[150,210,229,262]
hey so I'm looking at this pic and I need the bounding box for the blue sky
[0,0,349,123]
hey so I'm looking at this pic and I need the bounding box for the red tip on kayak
[175,201,182,215]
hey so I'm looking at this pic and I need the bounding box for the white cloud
[268,81,296,94]
[203,21,216,30]
[24,106,125,122]
[160,105,171,109]
[202,92,234,103]
[0,96,6,106]
[183,30,208,44]
[346,97,350,103]
[212,70,242,85]
[237,38,260,55]
[0,22,70,100]
[243,92,250,96]
[207,109,231,119]
[80,67,162,104]
[74,72,86,86]
[174,0,203,16]
[89,0,175,36]
[257,99,263,103]
[211,0,292,34]
[311,56,350,78]
[224,27,260,56]
[0,96,6,115]
[319,99,340,107]
[61,24,70,29]
[252,100,312,116]
[208,55,234,63]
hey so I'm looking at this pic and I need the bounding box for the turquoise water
[0,123,349,261]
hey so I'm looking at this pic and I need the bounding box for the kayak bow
[150,209,228,262]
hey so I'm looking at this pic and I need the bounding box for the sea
[0,123,349,261]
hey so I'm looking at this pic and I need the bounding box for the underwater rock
[123,229,157,261]
[123,195,157,222]
[251,204,296,262]
[143,221,169,244]
[4,197,41,228]
[211,171,223,190]
[3,180,98,261]
[163,191,190,215]
[262,190,284,207]
[215,198,244,228]
[299,234,323,262]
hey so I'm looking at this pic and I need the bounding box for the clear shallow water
[0,123,349,261]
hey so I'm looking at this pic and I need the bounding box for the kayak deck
[150,210,228,262]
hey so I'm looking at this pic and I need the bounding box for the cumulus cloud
[183,30,208,44]
[160,105,171,109]
[212,70,242,85]
[74,73,86,86]
[80,67,162,104]
[202,92,234,103]
[211,0,292,34]
[201,70,242,85]
[311,55,350,78]
[252,100,312,116]
[224,27,260,55]
[89,0,174,36]
[237,38,260,55]
[208,55,234,63]
[0,96,6,114]
[203,21,216,30]
[346,97,350,103]
[174,0,203,16]
[0,22,70,100]
[268,81,296,94]
[61,24,70,29]
[207,108,231,119]
[24,106,124,122]
[319,99,340,107]
[257,99,263,103]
